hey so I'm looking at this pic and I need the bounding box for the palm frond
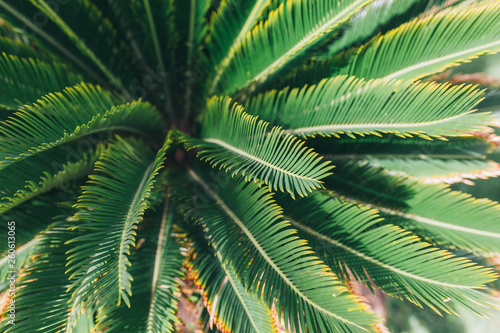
[96,194,184,333]
[187,224,277,333]
[0,83,165,169]
[0,237,37,287]
[215,0,373,96]
[207,0,274,95]
[326,0,425,56]
[0,0,134,91]
[336,2,500,81]
[130,0,177,116]
[0,144,101,214]
[277,191,498,316]
[183,0,211,121]
[0,0,105,84]
[363,155,500,185]
[374,183,500,254]
[66,135,172,318]
[0,53,84,109]
[182,96,333,198]
[244,76,490,139]
[0,222,83,333]
[0,33,64,63]
[30,0,137,91]
[175,168,378,333]
[322,160,415,209]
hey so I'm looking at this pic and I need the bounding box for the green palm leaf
[326,0,424,56]
[24,0,134,91]
[207,0,273,95]
[187,224,277,333]
[0,33,64,63]
[183,0,211,120]
[215,0,373,96]
[0,53,84,109]
[245,76,490,139]
[0,0,132,88]
[336,2,500,81]
[375,183,500,254]
[278,191,498,316]
[361,155,500,185]
[0,144,101,214]
[66,135,172,317]
[321,160,415,209]
[130,0,178,115]
[175,168,378,333]
[96,194,184,333]
[0,83,165,169]
[182,96,333,198]
[1,222,84,333]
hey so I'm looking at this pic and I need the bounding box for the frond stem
[142,0,175,123]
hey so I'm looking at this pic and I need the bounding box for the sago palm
[1,0,500,332]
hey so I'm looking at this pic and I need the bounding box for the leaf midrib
[242,0,371,93]
[0,0,105,85]
[383,39,500,81]
[285,112,472,135]
[376,205,500,239]
[187,168,367,330]
[33,0,127,93]
[209,0,268,95]
[218,253,271,333]
[147,192,173,332]
[286,216,479,289]
[118,162,154,306]
[203,138,317,181]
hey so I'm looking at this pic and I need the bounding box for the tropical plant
[1,0,500,332]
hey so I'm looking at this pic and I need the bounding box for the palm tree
[0,0,500,332]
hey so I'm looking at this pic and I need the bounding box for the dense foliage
[0,0,500,332]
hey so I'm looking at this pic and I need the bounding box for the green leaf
[183,0,211,120]
[326,0,425,56]
[322,160,415,209]
[207,0,273,95]
[1,222,82,333]
[374,183,500,255]
[175,168,378,333]
[130,0,178,116]
[336,2,500,81]
[0,53,84,109]
[183,96,333,198]
[26,0,134,91]
[0,144,101,214]
[187,224,277,333]
[278,191,498,316]
[216,0,373,96]
[0,0,126,87]
[244,76,490,139]
[0,34,64,63]
[0,83,165,169]
[66,134,172,316]
[96,194,184,333]
[363,155,500,185]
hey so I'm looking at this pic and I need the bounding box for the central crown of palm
[1,1,500,332]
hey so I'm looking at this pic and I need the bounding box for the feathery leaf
[336,2,500,81]
[245,76,490,139]
[66,134,172,316]
[0,83,165,169]
[278,191,498,316]
[183,96,333,198]
[216,0,373,96]
[175,168,378,333]
[187,225,277,333]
